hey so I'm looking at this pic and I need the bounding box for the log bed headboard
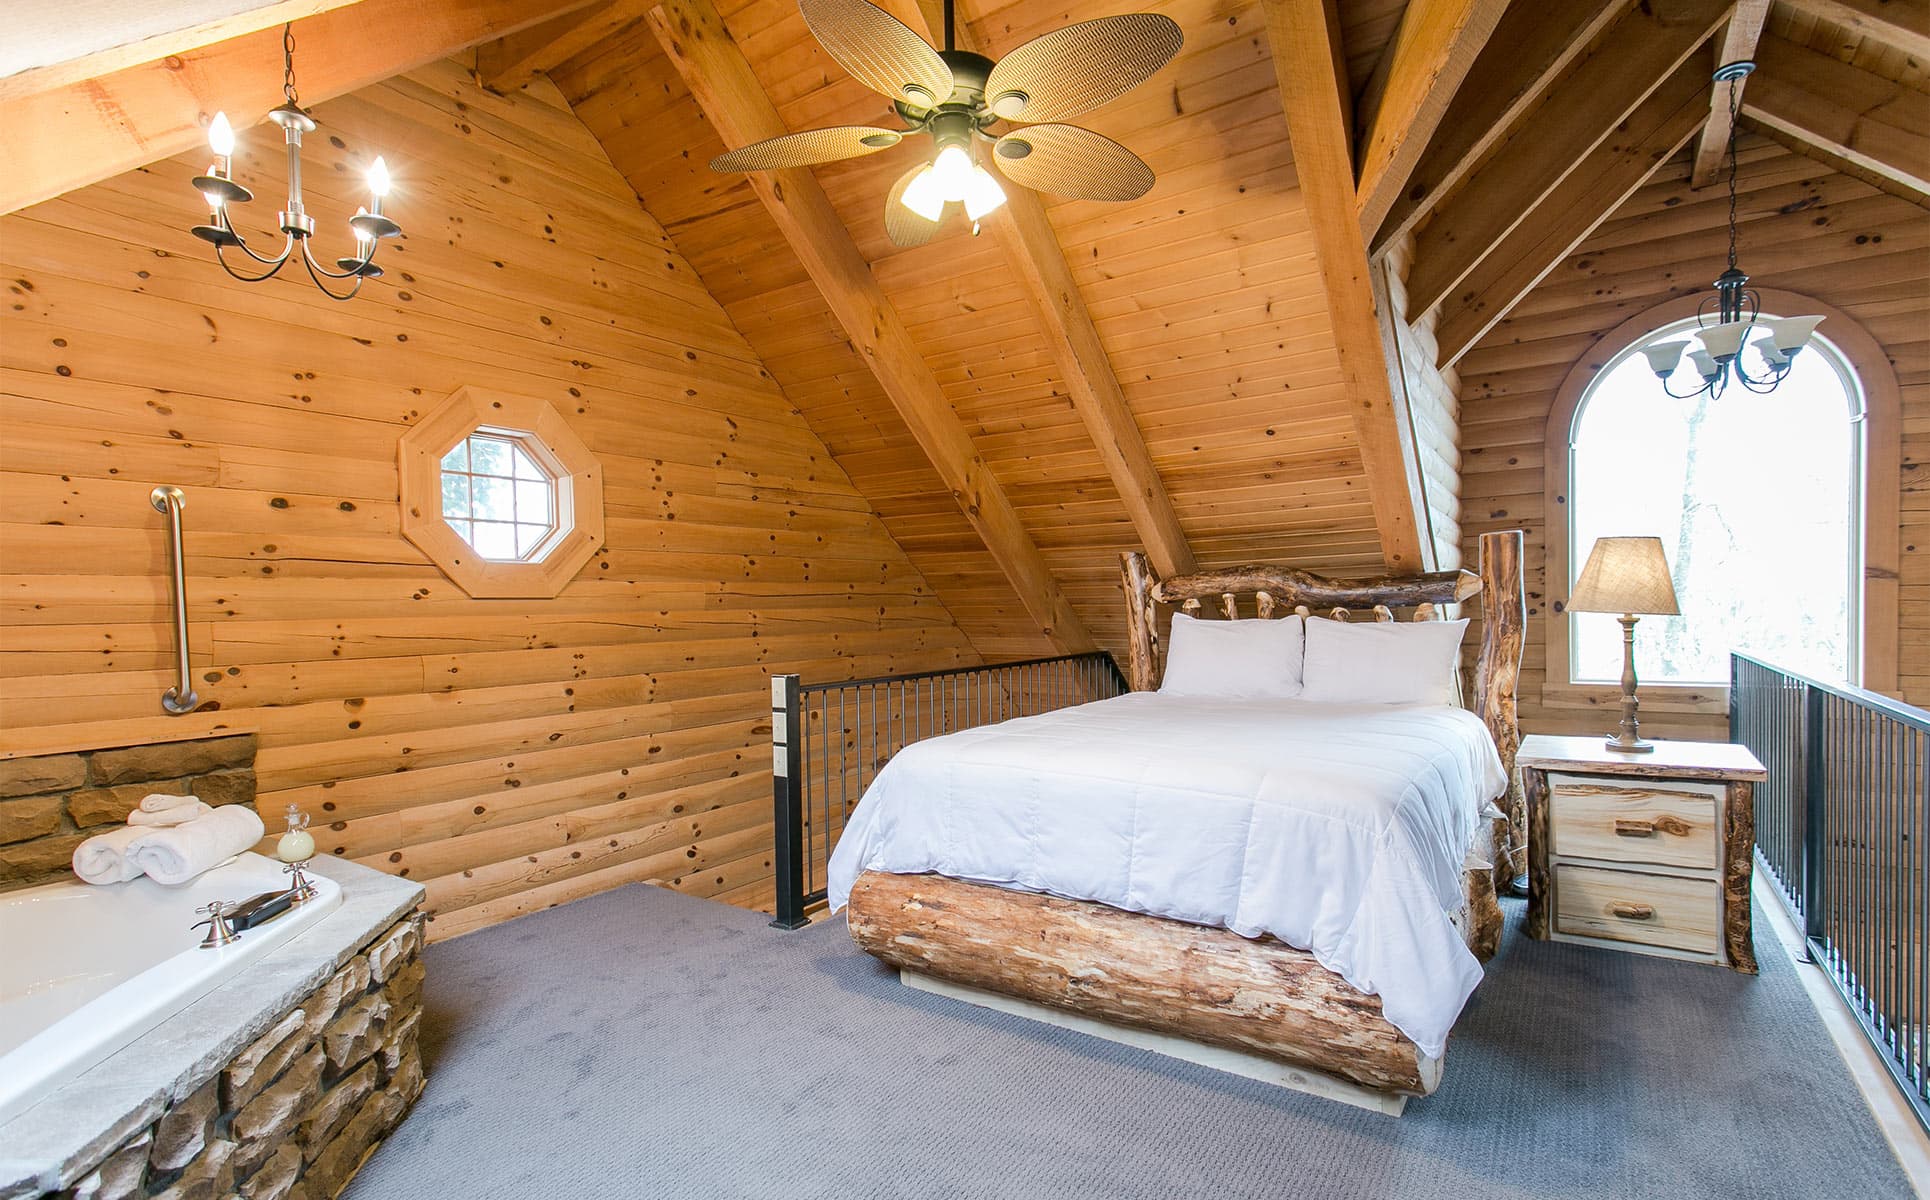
[1121,529,1528,870]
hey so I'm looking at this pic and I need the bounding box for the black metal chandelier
[189,25,401,301]
[1639,62,1824,399]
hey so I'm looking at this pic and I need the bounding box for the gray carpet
[343,884,1913,1200]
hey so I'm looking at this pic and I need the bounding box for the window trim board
[1543,288,1900,695]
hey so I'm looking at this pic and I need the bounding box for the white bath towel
[126,799,214,827]
[73,825,147,885]
[126,805,266,886]
[137,792,198,814]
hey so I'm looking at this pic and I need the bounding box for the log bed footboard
[846,870,1445,1098]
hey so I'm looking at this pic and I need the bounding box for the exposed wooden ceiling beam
[1743,116,1930,207]
[478,0,651,93]
[1689,0,1773,189]
[1260,0,1428,576]
[0,0,362,103]
[1788,0,1930,63]
[1369,0,1625,256]
[1743,32,1930,199]
[0,0,602,217]
[1433,61,1710,368]
[646,0,1095,653]
[892,0,1196,580]
[1402,0,1728,322]
[1353,0,1510,239]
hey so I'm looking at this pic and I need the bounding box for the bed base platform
[847,870,1466,1113]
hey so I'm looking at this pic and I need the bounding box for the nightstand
[1519,734,1767,973]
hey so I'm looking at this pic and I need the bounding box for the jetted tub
[0,852,341,1127]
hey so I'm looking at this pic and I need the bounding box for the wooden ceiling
[2,0,1924,666]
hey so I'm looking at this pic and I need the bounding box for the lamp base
[1603,734,1656,754]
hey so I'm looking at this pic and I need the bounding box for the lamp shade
[1569,536,1680,616]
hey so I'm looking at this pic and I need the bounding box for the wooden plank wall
[1456,135,1927,740]
[0,61,983,938]
[1381,236,1465,571]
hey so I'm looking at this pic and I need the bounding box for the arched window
[1565,314,1867,687]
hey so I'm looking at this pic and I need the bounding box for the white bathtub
[0,852,341,1127]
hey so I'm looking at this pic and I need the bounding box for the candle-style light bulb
[366,156,391,217]
[207,112,236,160]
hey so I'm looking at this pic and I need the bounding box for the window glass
[1569,321,1861,685]
[438,431,559,562]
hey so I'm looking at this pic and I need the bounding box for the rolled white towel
[138,792,198,814]
[127,799,214,828]
[74,825,147,885]
[127,805,266,886]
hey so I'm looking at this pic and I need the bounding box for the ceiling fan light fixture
[900,164,947,221]
[930,144,975,196]
[964,165,1006,220]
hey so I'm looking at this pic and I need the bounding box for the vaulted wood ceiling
[4,0,1924,666]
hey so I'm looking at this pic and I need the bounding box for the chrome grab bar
[150,485,200,715]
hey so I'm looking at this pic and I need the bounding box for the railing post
[770,673,809,930]
[1802,682,1826,953]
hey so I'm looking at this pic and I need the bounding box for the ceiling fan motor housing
[895,50,998,129]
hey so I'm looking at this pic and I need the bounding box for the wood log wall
[1455,135,1927,739]
[0,61,983,938]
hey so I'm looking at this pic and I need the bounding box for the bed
[828,530,1527,1113]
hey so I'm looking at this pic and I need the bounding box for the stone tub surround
[0,857,424,1199]
[0,736,258,892]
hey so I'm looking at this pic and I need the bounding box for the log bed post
[1474,530,1527,883]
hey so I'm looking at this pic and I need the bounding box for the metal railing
[1732,652,1928,1128]
[769,651,1127,928]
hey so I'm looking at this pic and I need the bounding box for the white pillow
[1299,617,1469,706]
[1159,612,1305,699]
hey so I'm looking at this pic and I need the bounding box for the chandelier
[189,25,401,301]
[1639,62,1823,399]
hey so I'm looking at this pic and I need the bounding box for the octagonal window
[400,388,604,600]
[439,430,560,562]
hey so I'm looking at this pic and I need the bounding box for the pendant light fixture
[1639,62,1824,399]
[189,24,402,301]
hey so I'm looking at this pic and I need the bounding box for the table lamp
[1568,536,1680,753]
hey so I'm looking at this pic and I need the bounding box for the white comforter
[826,692,1507,1058]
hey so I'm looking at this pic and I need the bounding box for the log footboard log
[846,870,1444,1097]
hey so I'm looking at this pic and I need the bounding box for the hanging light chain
[282,24,300,105]
[1724,72,1740,273]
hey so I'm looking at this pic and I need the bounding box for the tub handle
[194,900,239,949]
[151,486,201,716]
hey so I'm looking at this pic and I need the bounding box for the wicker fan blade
[982,14,1182,125]
[709,126,902,172]
[800,0,954,107]
[884,165,948,247]
[993,125,1154,202]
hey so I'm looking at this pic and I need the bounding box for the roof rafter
[645,0,1095,653]
[0,0,361,103]
[1260,0,1429,575]
[1433,60,1710,368]
[896,0,1196,580]
[1369,0,1625,256]
[1689,0,1772,189]
[0,0,602,217]
[1352,0,1511,239]
[1786,0,1930,63]
[1402,0,1729,322]
[1743,32,1930,202]
[479,0,651,93]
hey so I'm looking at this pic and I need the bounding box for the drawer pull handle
[1608,902,1655,921]
[1613,815,1694,838]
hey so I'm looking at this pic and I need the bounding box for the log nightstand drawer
[1521,735,1766,973]
[1548,776,1722,870]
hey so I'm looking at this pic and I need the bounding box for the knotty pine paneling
[1454,136,1928,740]
[0,63,982,937]
[556,0,1403,666]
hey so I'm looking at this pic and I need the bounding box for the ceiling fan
[708,0,1183,246]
